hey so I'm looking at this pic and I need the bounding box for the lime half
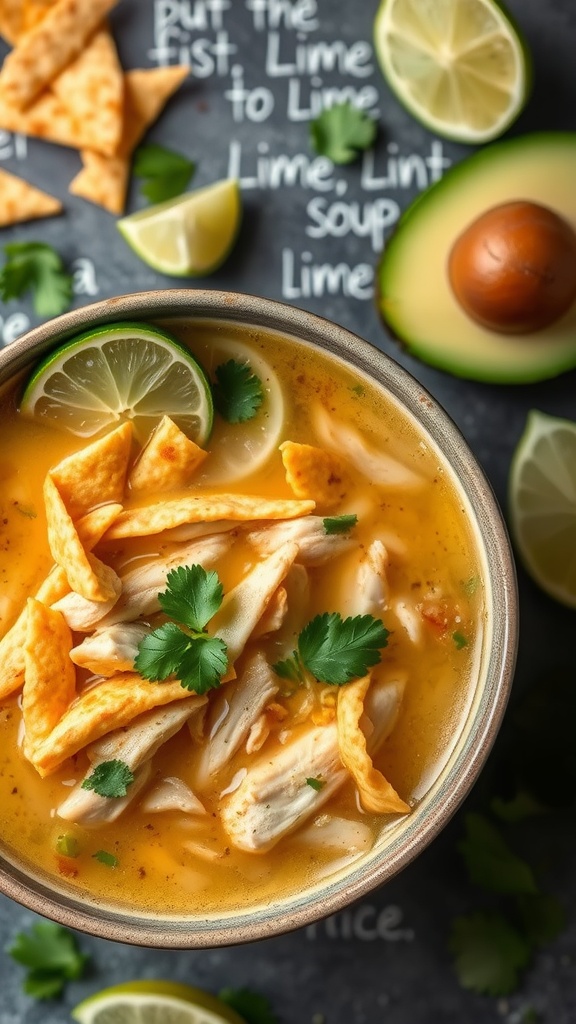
[374,0,530,143]
[118,179,241,277]
[72,981,246,1024]
[20,322,214,441]
[509,410,576,608]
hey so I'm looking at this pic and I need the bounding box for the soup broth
[0,321,483,916]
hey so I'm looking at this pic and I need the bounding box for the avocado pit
[448,200,576,334]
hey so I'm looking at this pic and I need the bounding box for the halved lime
[20,322,214,441]
[509,410,576,608]
[196,336,286,484]
[72,981,246,1024]
[374,0,530,143]
[117,179,241,277]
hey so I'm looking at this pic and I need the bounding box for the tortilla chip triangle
[51,27,124,158]
[0,0,23,44]
[0,86,106,150]
[0,0,120,110]
[0,166,62,227]
[23,598,76,758]
[50,421,132,520]
[69,65,189,214]
[128,416,207,494]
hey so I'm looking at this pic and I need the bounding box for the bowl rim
[0,289,518,948]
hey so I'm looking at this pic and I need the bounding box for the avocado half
[377,133,576,383]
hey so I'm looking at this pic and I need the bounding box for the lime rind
[20,321,214,442]
[374,0,530,143]
[72,981,247,1024]
[509,410,576,608]
[117,180,242,278]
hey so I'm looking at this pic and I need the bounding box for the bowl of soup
[0,290,517,947]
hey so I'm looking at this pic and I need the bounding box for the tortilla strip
[280,440,351,508]
[128,416,207,495]
[30,674,205,776]
[51,26,123,158]
[0,86,103,149]
[23,598,75,757]
[69,65,189,214]
[0,0,119,110]
[337,675,410,815]
[21,0,55,33]
[50,422,132,520]
[0,0,22,44]
[0,503,122,700]
[104,495,315,541]
[0,166,62,227]
[44,475,121,603]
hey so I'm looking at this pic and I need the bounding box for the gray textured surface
[0,0,575,1021]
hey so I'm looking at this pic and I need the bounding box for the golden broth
[0,321,483,916]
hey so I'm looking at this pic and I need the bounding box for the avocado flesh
[378,133,576,383]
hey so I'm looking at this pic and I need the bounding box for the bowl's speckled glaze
[0,290,518,948]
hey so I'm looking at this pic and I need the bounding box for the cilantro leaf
[323,514,358,535]
[219,988,279,1024]
[8,922,88,1000]
[306,777,325,791]
[298,612,389,685]
[515,894,566,947]
[310,102,377,164]
[81,759,135,799]
[450,912,531,996]
[452,631,468,649]
[159,564,224,632]
[133,143,195,204]
[272,654,304,684]
[214,359,264,423]
[135,622,192,681]
[0,242,73,317]
[92,850,119,868]
[458,813,538,896]
[178,635,228,694]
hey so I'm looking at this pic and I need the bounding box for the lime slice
[509,410,576,608]
[374,0,530,143]
[72,981,246,1024]
[196,336,286,484]
[117,179,241,277]
[20,321,214,442]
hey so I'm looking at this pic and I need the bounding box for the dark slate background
[0,1,574,1021]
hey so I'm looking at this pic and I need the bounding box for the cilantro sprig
[135,564,228,694]
[310,102,377,164]
[81,759,135,799]
[0,242,73,317]
[219,988,279,1024]
[213,359,264,423]
[133,143,196,203]
[7,922,88,1000]
[273,612,389,686]
[323,514,358,535]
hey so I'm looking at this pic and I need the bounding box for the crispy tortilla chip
[337,675,410,815]
[21,0,55,32]
[30,674,206,776]
[44,474,121,603]
[0,87,104,149]
[0,504,120,700]
[280,440,351,508]
[23,597,75,757]
[128,416,207,495]
[50,422,132,520]
[69,65,188,214]
[51,27,124,157]
[0,566,69,700]
[0,0,119,110]
[0,0,23,43]
[105,494,315,540]
[0,165,62,227]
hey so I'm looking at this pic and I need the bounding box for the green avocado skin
[377,133,576,385]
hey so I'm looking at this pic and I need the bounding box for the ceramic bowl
[0,290,518,948]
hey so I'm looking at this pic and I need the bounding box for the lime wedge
[118,179,241,277]
[20,321,214,441]
[374,0,530,143]
[197,336,286,485]
[72,981,246,1024]
[509,410,576,608]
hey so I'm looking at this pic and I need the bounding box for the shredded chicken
[53,533,232,631]
[140,776,206,816]
[246,516,356,566]
[220,678,404,852]
[70,622,149,676]
[194,650,279,790]
[338,538,390,619]
[57,699,202,825]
